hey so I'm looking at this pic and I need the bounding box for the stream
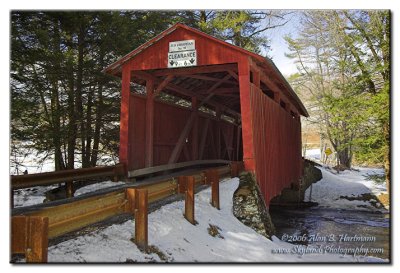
[269,206,390,260]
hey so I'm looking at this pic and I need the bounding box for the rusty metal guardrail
[11,163,126,190]
[11,162,244,263]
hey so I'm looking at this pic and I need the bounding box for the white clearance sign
[168,40,197,68]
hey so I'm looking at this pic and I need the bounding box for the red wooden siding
[127,94,240,170]
[128,94,146,170]
[250,84,302,205]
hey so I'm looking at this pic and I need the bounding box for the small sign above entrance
[168,40,197,68]
[169,40,195,52]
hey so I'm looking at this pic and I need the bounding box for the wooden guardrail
[11,162,244,263]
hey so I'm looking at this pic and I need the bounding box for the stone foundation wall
[232,160,322,238]
[232,172,275,238]
[270,159,322,204]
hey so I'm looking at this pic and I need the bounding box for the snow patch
[304,148,321,161]
[305,166,388,211]
[13,185,58,208]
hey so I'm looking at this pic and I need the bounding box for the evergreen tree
[10,10,293,173]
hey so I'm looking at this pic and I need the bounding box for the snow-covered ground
[13,185,59,208]
[305,166,388,212]
[46,178,384,263]
[304,148,321,161]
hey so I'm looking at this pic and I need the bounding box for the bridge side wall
[250,84,302,206]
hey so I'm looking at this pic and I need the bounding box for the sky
[266,12,301,77]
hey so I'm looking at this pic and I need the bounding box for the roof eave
[259,57,309,117]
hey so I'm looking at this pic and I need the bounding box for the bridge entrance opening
[104,23,308,206]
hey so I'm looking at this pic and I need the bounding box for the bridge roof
[104,23,308,117]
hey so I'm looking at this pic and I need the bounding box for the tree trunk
[199,11,206,24]
[91,81,104,167]
[67,67,76,169]
[51,86,64,171]
[50,17,65,171]
[85,87,93,167]
[76,19,86,167]
[337,147,351,169]
[91,49,105,167]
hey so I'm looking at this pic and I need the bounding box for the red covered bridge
[104,23,309,206]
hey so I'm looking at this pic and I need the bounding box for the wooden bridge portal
[104,23,309,206]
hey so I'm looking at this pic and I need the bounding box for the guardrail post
[179,176,196,225]
[26,216,49,263]
[205,169,220,209]
[11,216,28,257]
[185,176,196,225]
[113,163,126,182]
[66,181,73,198]
[135,189,148,251]
[12,216,49,263]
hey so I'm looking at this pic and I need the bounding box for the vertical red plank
[236,121,241,161]
[250,84,302,206]
[191,97,199,160]
[216,107,222,159]
[253,70,260,87]
[145,80,154,167]
[129,95,146,169]
[119,66,131,169]
[238,57,256,172]
[274,92,280,104]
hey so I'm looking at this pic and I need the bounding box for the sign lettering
[169,40,195,52]
[168,40,197,68]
